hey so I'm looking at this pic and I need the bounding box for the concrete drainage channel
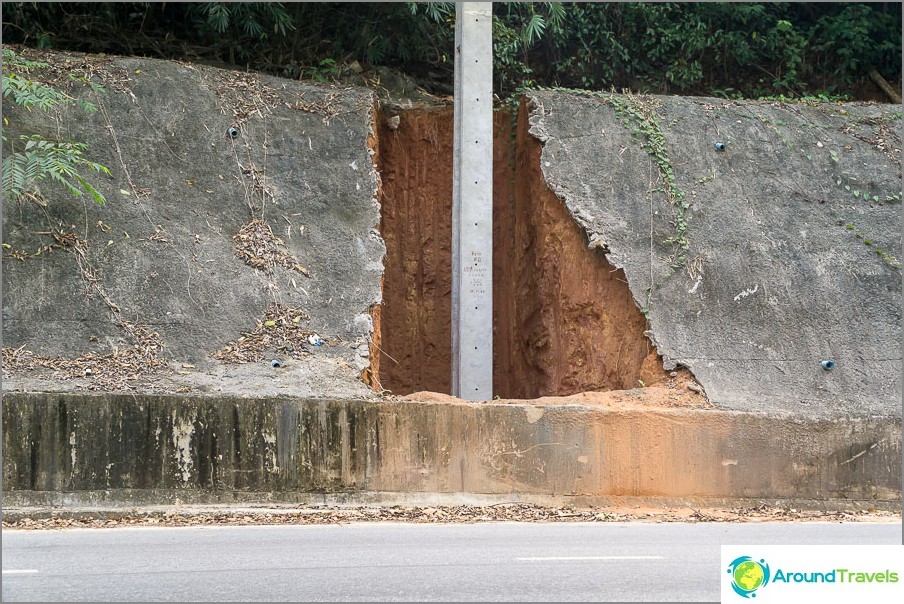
[2,52,901,513]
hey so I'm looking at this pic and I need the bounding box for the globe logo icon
[727,556,771,598]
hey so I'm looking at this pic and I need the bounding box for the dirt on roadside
[4,503,898,530]
[403,366,710,409]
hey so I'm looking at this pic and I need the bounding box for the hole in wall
[373,107,454,395]
[371,99,671,398]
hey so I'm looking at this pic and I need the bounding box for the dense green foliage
[2,48,110,205]
[501,2,901,99]
[1,2,900,101]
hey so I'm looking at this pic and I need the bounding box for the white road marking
[2,570,39,575]
[517,556,664,561]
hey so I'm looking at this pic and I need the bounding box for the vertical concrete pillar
[451,2,493,400]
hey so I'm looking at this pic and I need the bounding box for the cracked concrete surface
[526,91,902,415]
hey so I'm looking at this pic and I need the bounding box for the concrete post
[451,2,493,400]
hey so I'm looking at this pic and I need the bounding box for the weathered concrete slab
[527,91,902,414]
[2,50,383,395]
[3,392,899,508]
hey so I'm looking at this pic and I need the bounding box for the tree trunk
[868,67,902,104]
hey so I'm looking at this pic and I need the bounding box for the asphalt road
[2,521,900,602]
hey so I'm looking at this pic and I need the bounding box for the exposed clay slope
[375,109,454,394]
[494,104,668,398]
[377,103,670,397]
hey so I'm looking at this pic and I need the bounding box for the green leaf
[546,2,566,28]
[522,13,547,47]
[2,137,110,205]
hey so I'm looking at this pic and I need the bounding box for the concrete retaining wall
[2,49,383,398]
[2,50,900,510]
[3,392,899,509]
[527,91,902,415]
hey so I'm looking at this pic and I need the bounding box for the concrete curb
[2,392,900,509]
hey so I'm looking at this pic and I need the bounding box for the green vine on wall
[606,93,689,269]
[520,87,691,317]
[845,223,900,269]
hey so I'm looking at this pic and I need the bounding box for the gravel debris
[233,218,309,276]
[3,503,898,530]
[212,303,330,364]
[2,322,167,391]
[8,45,135,97]
[206,69,283,126]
